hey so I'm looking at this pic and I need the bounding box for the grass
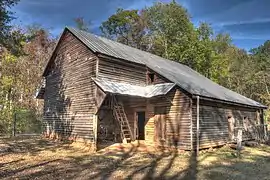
[0,136,270,180]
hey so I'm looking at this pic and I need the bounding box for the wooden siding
[43,31,97,145]
[147,88,192,150]
[98,57,147,86]
[146,68,171,85]
[96,96,149,143]
[98,57,171,86]
[165,88,192,150]
[97,108,120,142]
[145,99,155,144]
[192,100,262,149]
[116,90,192,150]
[120,96,147,139]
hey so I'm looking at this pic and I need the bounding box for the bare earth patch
[0,136,270,180]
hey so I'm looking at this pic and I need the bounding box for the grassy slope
[0,136,269,180]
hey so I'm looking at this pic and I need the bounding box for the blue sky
[11,0,270,50]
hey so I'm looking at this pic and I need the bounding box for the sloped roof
[35,79,46,99]
[56,27,266,108]
[93,78,175,98]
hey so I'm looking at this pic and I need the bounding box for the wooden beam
[93,114,98,151]
[196,96,200,155]
[190,98,193,151]
[192,95,267,110]
[95,56,99,77]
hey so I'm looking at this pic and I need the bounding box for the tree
[99,1,233,83]
[0,25,56,134]
[100,8,147,49]
[16,25,56,109]
[197,22,213,41]
[250,41,270,105]
[74,17,91,32]
[143,1,197,63]
[196,23,232,82]
[0,0,20,53]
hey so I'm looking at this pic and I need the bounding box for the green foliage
[0,25,56,134]
[144,1,195,60]
[15,110,43,134]
[0,0,21,52]
[100,8,147,49]
[250,41,270,106]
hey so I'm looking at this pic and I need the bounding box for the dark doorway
[137,111,145,140]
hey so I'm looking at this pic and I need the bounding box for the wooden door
[154,107,166,145]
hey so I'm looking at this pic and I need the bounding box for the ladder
[111,95,133,142]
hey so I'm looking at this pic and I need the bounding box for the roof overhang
[92,77,175,98]
[192,95,268,109]
[42,28,69,76]
[35,87,45,99]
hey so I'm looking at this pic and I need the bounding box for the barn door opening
[136,111,145,140]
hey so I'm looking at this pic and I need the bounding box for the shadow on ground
[0,136,270,180]
[0,135,72,156]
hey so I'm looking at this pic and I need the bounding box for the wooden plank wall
[120,96,147,140]
[192,100,261,149]
[165,88,192,150]
[43,31,97,145]
[146,69,171,85]
[97,57,192,150]
[149,88,192,150]
[97,56,148,142]
[98,57,146,85]
[98,57,171,86]
[97,108,119,142]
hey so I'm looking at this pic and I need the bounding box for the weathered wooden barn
[36,27,268,151]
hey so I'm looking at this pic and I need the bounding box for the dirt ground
[0,136,270,180]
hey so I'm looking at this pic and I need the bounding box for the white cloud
[215,18,270,27]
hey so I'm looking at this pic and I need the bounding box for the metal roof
[93,78,175,98]
[35,78,46,99]
[67,27,267,108]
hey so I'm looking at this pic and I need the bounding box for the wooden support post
[13,112,16,137]
[236,128,243,158]
[261,109,268,140]
[261,109,264,125]
[95,57,99,77]
[190,98,193,150]
[93,114,98,151]
[196,96,200,155]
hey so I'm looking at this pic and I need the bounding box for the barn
[36,27,268,151]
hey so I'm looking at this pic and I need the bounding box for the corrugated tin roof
[67,27,267,108]
[93,78,175,98]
